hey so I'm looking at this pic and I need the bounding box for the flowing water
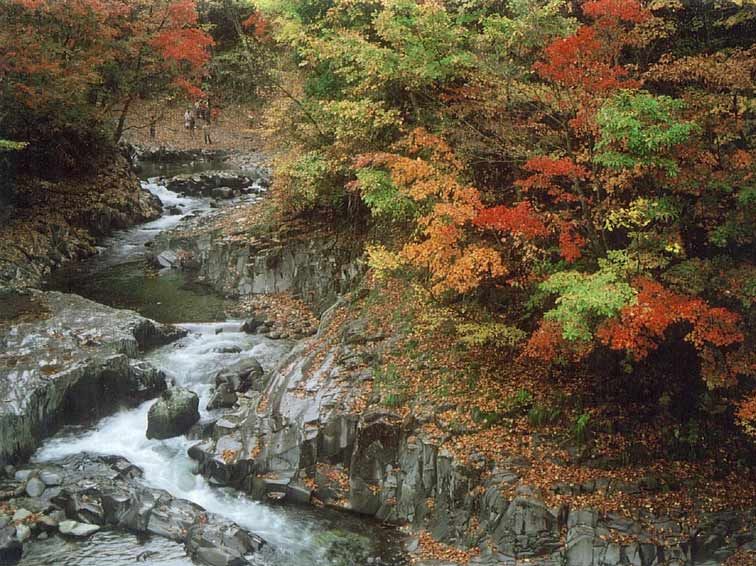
[27,163,406,566]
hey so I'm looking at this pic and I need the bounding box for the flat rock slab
[0,290,185,464]
[59,521,100,538]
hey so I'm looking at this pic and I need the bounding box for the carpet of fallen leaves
[122,101,262,153]
[412,531,479,564]
[339,273,756,562]
[227,293,318,339]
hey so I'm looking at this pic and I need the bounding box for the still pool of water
[45,178,229,323]
[48,260,229,323]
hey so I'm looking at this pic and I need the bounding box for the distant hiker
[184,109,192,132]
[184,108,195,138]
[202,121,212,145]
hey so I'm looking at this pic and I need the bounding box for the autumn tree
[0,0,214,173]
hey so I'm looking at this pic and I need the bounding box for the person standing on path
[202,121,212,145]
[184,109,193,138]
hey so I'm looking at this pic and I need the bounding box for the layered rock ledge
[0,290,185,465]
[149,212,364,316]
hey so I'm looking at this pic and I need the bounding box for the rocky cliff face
[0,290,184,465]
[150,219,363,317]
[185,300,755,566]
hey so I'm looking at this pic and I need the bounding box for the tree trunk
[114,96,134,143]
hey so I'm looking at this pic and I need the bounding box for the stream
[22,160,406,566]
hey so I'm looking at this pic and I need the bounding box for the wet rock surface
[207,357,265,411]
[146,387,200,440]
[161,169,270,199]
[0,454,269,566]
[149,218,364,316]
[0,290,185,465]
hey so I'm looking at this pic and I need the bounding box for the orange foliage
[515,157,590,203]
[582,0,650,24]
[597,278,744,385]
[534,26,639,93]
[474,202,549,239]
[520,320,591,363]
[242,12,270,40]
[557,222,586,263]
[358,129,507,295]
[736,392,756,437]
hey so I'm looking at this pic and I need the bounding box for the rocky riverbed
[1,151,409,566]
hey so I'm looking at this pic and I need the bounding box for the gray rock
[164,171,254,197]
[25,477,46,498]
[207,384,238,411]
[212,346,242,354]
[58,520,101,538]
[146,387,200,440]
[128,361,168,402]
[156,250,178,268]
[14,524,30,543]
[0,526,21,564]
[195,547,246,566]
[240,317,264,334]
[13,470,31,482]
[215,358,263,393]
[211,187,235,200]
[38,471,62,486]
[37,515,59,532]
[11,509,31,523]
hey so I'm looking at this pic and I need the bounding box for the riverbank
[0,153,160,291]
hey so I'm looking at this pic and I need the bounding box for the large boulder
[147,387,200,440]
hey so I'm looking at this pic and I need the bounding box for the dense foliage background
[249,0,755,442]
[1,0,754,444]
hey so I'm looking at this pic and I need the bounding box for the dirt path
[122,100,262,153]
